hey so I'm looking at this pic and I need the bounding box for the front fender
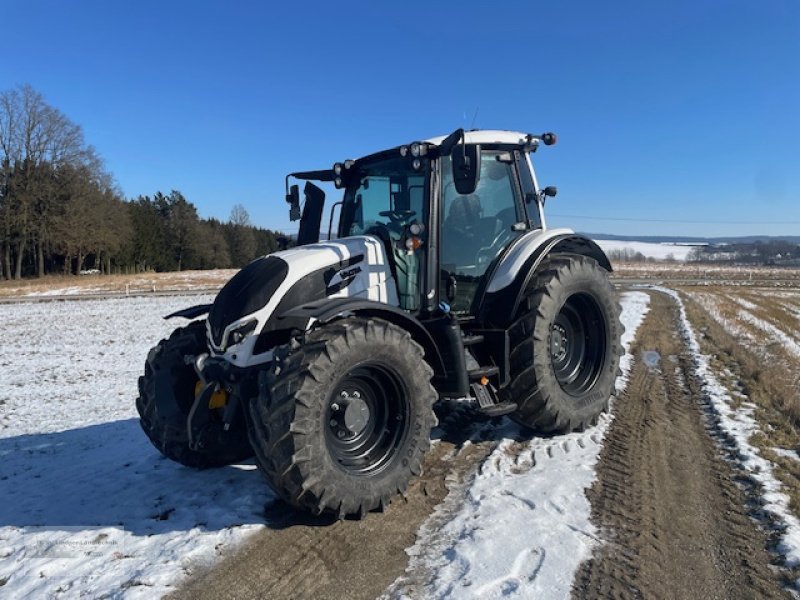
[276,298,446,376]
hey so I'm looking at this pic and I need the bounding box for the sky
[2,0,799,238]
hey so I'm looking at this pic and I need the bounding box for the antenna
[469,106,480,129]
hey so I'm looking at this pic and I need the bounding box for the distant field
[613,262,800,284]
[0,269,237,298]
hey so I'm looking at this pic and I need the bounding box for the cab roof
[425,129,533,147]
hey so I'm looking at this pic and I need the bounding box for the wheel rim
[549,292,606,396]
[325,363,409,475]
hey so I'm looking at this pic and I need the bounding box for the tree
[226,204,256,267]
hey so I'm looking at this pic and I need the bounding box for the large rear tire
[501,255,623,433]
[248,317,437,519]
[136,321,253,468]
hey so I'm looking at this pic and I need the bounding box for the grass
[680,289,800,517]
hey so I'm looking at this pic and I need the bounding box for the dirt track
[573,290,789,599]
[170,406,494,600]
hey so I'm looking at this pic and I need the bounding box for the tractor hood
[206,236,398,358]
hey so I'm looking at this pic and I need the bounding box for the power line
[548,213,800,226]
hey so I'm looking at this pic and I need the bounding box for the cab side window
[440,150,523,312]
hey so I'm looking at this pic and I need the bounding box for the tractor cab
[285,129,553,318]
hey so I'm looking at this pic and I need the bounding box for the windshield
[338,156,427,239]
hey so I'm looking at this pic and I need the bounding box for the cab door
[439,149,527,314]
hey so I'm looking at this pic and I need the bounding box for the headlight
[410,142,421,157]
[333,162,343,176]
[399,145,409,157]
[334,176,343,188]
[412,158,422,171]
[227,319,257,348]
[343,159,354,169]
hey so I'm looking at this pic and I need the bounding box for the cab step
[470,382,518,417]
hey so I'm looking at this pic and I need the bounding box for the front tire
[501,255,623,433]
[248,317,437,519]
[136,321,253,468]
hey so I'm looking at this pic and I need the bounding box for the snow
[594,239,694,261]
[656,287,800,579]
[0,296,273,599]
[737,310,800,359]
[386,291,651,599]
[0,291,653,599]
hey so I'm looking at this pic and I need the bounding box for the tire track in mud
[573,290,789,599]
[169,404,496,600]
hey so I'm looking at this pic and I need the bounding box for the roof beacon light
[333,162,343,176]
[541,132,557,146]
[343,159,355,170]
[399,145,409,157]
[410,142,421,157]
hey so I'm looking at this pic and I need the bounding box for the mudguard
[478,228,612,325]
[277,297,447,376]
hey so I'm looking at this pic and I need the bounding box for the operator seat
[443,194,482,267]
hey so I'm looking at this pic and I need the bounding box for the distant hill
[581,233,800,245]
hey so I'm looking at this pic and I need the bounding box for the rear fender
[478,231,612,326]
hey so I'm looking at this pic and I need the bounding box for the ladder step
[468,366,499,380]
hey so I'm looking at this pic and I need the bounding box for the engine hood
[207,236,396,353]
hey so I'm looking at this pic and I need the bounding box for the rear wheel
[136,321,253,468]
[248,317,437,518]
[500,255,623,433]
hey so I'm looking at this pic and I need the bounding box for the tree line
[0,84,282,279]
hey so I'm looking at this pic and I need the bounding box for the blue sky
[3,0,799,237]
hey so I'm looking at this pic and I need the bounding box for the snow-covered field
[594,239,694,261]
[0,296,272,598]
[0,292,650,599]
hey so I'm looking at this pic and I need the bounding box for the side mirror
[543,186,558,198]
[286,184,300,221]
[452,144,481,195]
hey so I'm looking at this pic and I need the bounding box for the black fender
[478,233,612,326]
[274,298,447,376]
[164,303,212,320]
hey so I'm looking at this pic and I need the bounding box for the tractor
[136,129,622,518]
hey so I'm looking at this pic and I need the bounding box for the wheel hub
[551,323,569,363]
[329,389,371,438]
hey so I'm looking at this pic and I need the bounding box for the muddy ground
[573,290,789,599]
[170,407,495,600]
[174,290,791,599]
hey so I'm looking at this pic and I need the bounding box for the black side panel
[426,316,469,397]
[208,257,289,346]
[252,254,364,355]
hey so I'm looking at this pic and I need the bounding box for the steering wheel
[379,210,417,226]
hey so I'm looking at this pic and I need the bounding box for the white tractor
[136,129,622,518]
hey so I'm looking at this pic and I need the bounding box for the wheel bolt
[329,419,338,427]
[331,403,340,411]
[337,430,346,439]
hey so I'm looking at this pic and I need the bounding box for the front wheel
[136,321,253,468]
[248,317,437,519]
[501,255,623,433]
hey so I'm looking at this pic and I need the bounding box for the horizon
[4,1,799,238]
